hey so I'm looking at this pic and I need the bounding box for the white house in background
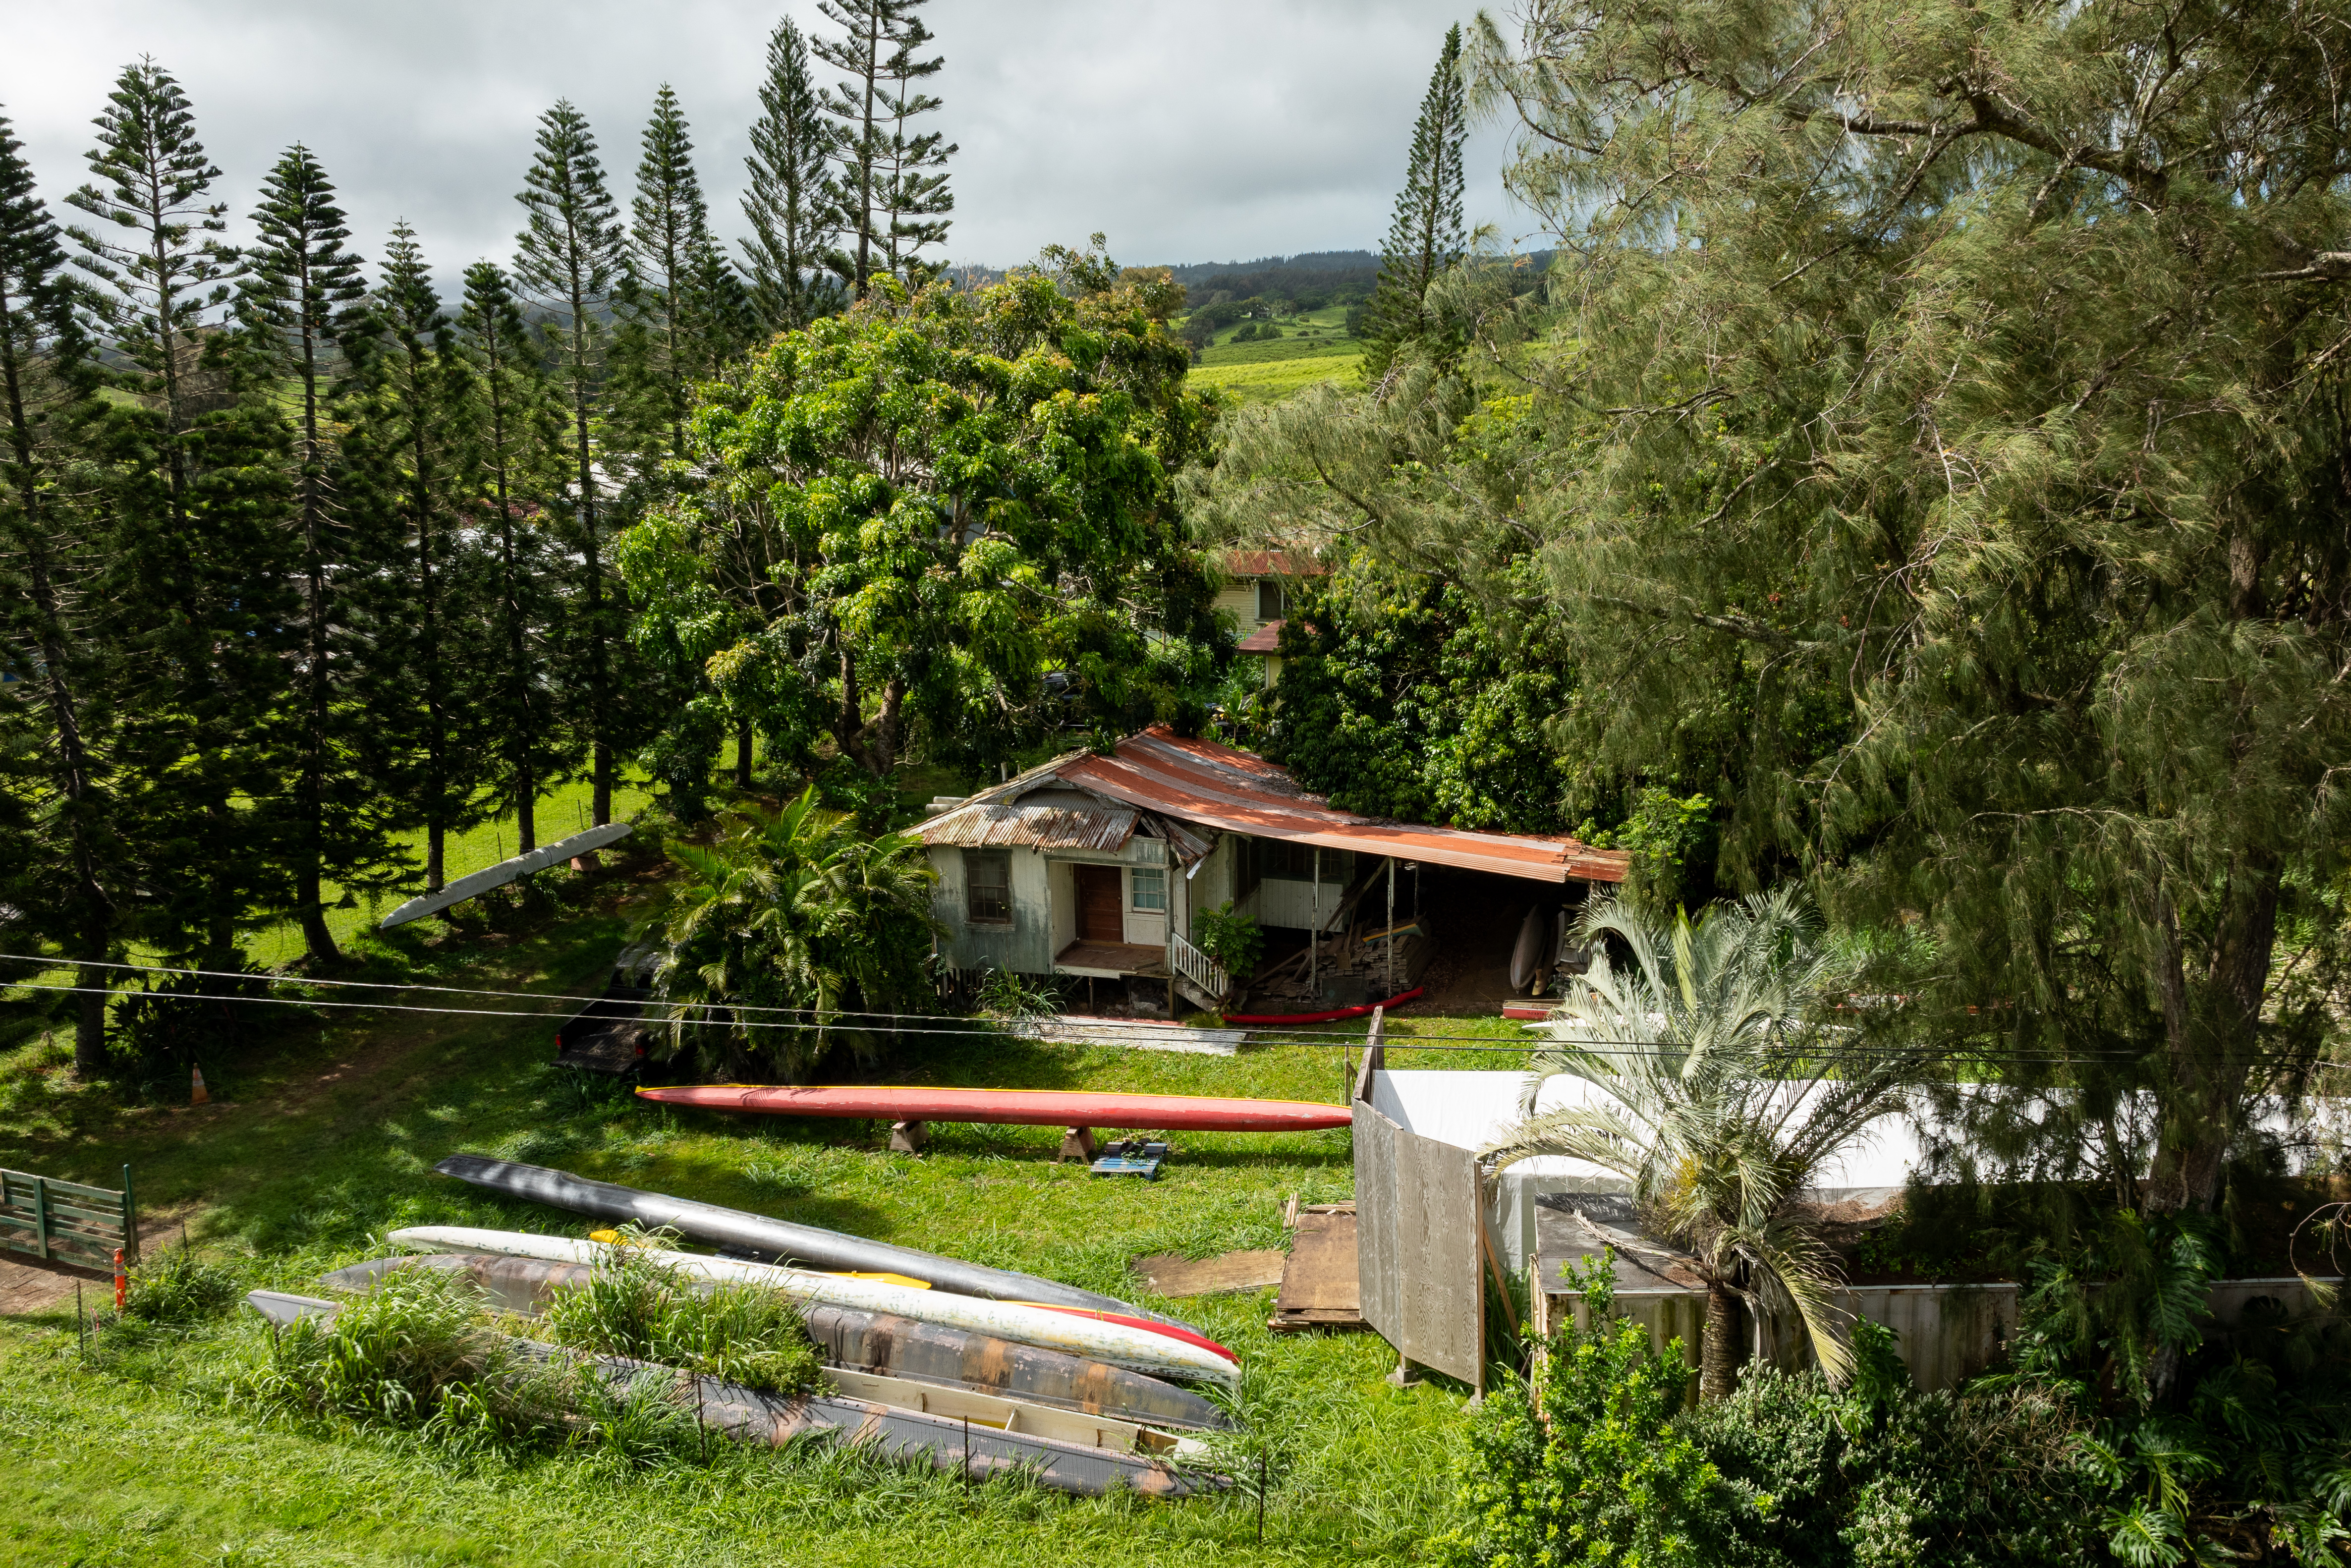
[918,726,1627,1010]
[1217,550,1327,689]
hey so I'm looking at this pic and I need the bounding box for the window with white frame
[1130,866,1167,912]
[965,850,1012,924]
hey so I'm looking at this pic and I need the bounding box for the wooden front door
[1076,865,1124,942]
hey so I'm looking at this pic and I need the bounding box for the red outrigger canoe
[633,1084,1351,1133]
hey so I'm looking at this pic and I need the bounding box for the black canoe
[246,1290,1220,1498]
[319,1253,1233,1434]
[432,1155,1194,1329]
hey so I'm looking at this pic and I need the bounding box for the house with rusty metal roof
[918,726,1628,1011]
[1217,551,1326,690]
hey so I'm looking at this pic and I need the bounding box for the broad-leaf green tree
[616,250,1225,784]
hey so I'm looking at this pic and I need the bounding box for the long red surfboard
[634,1084,1351,1133]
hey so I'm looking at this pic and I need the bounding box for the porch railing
[1169,930,1229,1002]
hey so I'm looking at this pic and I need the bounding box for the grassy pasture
[0,890,1517,1565]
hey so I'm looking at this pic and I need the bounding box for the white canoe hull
[386,1225,1239,1388]
[381,822,635,929]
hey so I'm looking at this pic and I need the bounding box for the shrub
[124,1246,242,1325]
[237,1265,715,1468]
[1440,1261,1738,1568]
[1441,1267,2111,1568]
[1191,901,1264,981]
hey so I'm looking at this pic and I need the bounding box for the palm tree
[1482,888,1910,1401]
[651,789,936,1081]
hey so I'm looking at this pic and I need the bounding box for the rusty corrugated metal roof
[920,802,1137,853]
[1235,619,1284,654]
[1223,550,1327,578]
[1057,728,1629,885]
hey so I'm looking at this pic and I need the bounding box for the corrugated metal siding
[929,846,1055,974]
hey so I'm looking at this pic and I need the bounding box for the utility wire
[1,974,2311,1070]
[0,951,2197,1058]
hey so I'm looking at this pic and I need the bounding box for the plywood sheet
[1353,1102,1400,1342]
[1275,1211,1360,1315]
[1132,1249,1287,1296]
[1396,1124,1483,1386]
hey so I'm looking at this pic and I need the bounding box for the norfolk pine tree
[455,260,569,855]
[742,17,840,333]
[617,86,727,473]
[0,107,119,1075]
[813,0,954,297]
[241,144,385,964]
[514,102,628,828]
[360,223,481,893]
[66,60,289,969]
[1362,26,1465,380]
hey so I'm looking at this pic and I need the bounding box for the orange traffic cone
[190,1064,210,1106]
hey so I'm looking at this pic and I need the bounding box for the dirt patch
[1408,866,1579,1014]
[0,1252,110,1317]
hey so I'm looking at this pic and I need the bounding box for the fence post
[32,1175,48,1261]
[120,1164,138,1265]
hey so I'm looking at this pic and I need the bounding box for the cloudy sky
[9,0,1531,289]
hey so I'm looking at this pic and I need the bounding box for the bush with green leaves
[1442,1262,2112,1568]
[123,1246,242,1325]
[1190,900,1264,981]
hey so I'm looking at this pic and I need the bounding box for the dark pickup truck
[554,948,659,1077]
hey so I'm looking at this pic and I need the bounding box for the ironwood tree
[1361,25,1466,380]
[65,59,290,972]
[1456,0,2351,1301]
[616,86,736,475]
[356,222,481,894]
[453,260,570,856]
[812,0,955,297]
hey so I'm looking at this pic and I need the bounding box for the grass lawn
[0,885,1519,1565]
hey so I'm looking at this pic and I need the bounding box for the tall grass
[538,1233,819,1394]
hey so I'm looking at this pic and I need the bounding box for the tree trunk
[426,824,445,895]
[735,715,754,787]
[516,768,537,857]
[1699,1278,1741,1403]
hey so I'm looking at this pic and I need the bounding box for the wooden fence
[0,1166,137,1269]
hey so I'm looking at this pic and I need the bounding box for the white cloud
[6,0,1531,292]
